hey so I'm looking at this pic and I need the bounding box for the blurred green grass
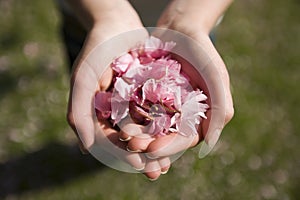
[0,0,299,199]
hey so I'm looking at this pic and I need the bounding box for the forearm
[157,0,234,35]
[62,0,147,70]
[64,0,142,30]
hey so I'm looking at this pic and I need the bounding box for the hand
[66,1,170,180]
[122,0,234,160]
[150,29,234,159]
[121,29,234,160]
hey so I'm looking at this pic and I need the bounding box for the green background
[0,0,299,199]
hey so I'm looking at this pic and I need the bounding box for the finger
[119,131,132,142]
[146,132,200,159]
[142,159,161,181]
[158,157,171,174]
[98,67,113,91]
[78,141,89,154]
[108,133,147,170]
[96,118,146,171]
[118,116,151,138]
[194,39,233,158]
[126,136,155,152]
[68,58,113,152]
[67,107,89,154]
[149,30,229,158]
[69,62,99,149]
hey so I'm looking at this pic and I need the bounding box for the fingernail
[198,142,210,159]
[145,153,158,159]
[161,169,169,175]
[198,129,221,159]
[148,177,159,181]
[79,144,89,155]
[119,136,132,142]
[126,146,142,153]
[134,166,145,171]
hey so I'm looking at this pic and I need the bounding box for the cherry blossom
[94,36,208,137]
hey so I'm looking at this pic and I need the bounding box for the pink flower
[94,36,208,137]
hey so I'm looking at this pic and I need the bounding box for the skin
[65,0,234,180]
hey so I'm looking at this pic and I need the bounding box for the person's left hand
[120,24,234,164]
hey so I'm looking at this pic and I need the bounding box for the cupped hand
[66,4,170,180]
[125,28,234,160]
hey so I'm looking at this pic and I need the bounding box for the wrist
[66,0,143,31]
[157,0,233,36]
[157,11,212,37]
[91,12,143,33]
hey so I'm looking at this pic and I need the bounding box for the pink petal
[114,77,135,101]
[147,105,171,135]
[144,36,176,59]
[144,36,163,53]
[94,91,112,119]
[163,41,176,52]
[147,59,168,80]
[177,90,209,136]
[111,93,129,125]
[123,59,149,84]
[111,53,134,75]
[142,79,160,103]
[172,86,182,110]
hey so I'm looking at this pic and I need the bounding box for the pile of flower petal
[95,36,208,137]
